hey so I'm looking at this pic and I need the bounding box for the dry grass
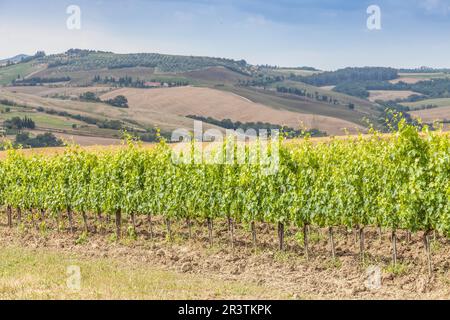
[410,106,450,122]
[2,215,450,299]
[402,98,450,110]
[0,245,281,299]
[389,78,423,84]
[389,73,450,85]
[368,90,419,102]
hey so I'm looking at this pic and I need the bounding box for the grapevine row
[0,120,449,274]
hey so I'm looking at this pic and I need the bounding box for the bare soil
[1,212,450,299]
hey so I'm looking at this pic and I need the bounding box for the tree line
[334,78,450,100]
[79,92,129,108]
[276,86,341,105]
[12,77,71,86]
[92,75,189,88]
[2,116,35,131]
[293,67,399,87]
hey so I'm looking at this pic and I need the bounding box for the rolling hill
[0,61,46,85]
[0,54,31,66]
[0,49,408,146]
[100,87,363,135]
[0,87,224,139]
[37,49,253,74]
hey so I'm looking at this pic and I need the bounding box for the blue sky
[1,0,450,69]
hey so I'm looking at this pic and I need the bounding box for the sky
[1,0,450,70]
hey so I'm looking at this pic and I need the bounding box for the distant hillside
[296,67,399,86]
[36,49,252,75]
[0,61,46,85]
[0,54,31,66]
[0,49,395,139]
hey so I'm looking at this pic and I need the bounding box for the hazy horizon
[2,0,450,70]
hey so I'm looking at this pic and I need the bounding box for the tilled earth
[1,213,450,299]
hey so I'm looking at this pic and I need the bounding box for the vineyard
[1,119,449,276]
